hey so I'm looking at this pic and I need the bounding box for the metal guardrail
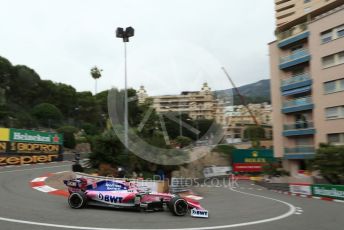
[283,96,312,108]
[169,177,193,193]
[285,146,315,154]
[281,73,311,86]
[277,23,308,41]
[283,121,314,130]
[280,49,310,64]
[255,181,290,192]
[75,172,161,182]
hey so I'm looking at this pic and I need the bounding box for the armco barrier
[255,181,290,192]
[312,184,344,200]
[169,177,193,193]
[75,172,167,193]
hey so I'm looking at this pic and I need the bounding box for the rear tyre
[68,192,87,209]
[168,196,188,216]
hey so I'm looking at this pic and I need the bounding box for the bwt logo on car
[191,208,209,218]
[98,193,123,203]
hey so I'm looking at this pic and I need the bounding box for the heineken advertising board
[10,128,63,145]
[0,128,63,166]
[311,184,344,200]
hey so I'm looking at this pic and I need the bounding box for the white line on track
[334,199,344,203]
[0,181,297,230]
[54,171,69,174]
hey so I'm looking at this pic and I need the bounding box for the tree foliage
[310,144,344,184]
[31,103,63,128]
[262,162,289,177]
[57,126,77,149]
[212,144,236,155]
[0,55,108,132]
[175,136,192,148]
[89,130,125,168]
[244,125,265,148]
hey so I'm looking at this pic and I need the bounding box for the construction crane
[221,67,259,126]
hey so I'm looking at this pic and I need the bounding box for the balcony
[281,73,312,91]
[282,96,313,113]
[284,146,315,159]
[279,49,311,70]
[278,31,309,48]
[283,121,315,136]
[277,23,309,48]
[275,0,293,11]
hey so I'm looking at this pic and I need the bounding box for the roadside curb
[269,189,344,204]
[30,173,69,197]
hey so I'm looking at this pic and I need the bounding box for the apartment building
[269,0,344,175]
[223,104,273,143]
[137,83,225,122]
[275,0,338,27]
[224,103,273,126]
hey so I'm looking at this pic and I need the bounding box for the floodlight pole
[124,41,128,149]
[116,27,134,151]
[179,109,183,137]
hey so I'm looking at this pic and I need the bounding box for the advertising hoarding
[232,149,275,172]
[233,163,262,172]
[311,184,344,200]
[0,128,63,166]
[289,183,312,195]
[9,128,63,145]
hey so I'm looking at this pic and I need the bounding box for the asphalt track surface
[0,163,343,230]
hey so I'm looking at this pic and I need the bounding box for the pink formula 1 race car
[64,178,209,218]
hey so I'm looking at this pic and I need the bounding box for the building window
[291,44,303,52]
[322,51,344,68]
[322,55,335,67]
[324,79,344,94]
[339,52,344,63]
[291,67,305,76]
[337,25,344,38]
[304,7,311,13]
[325,106,344,119]
[328,133,344,145]
[324,81,336,93]
[321,30,332,43]
[321,24,344,44]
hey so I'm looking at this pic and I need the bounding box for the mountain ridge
[214,79,271,105]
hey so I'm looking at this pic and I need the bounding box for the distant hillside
[214,79,271,105]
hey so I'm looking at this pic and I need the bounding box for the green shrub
[31,103,63,128]
[57,125,77,149]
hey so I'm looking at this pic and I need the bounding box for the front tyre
[168,196,188,216]
[68,192,87,209]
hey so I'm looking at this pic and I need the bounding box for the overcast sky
[0,0,275,96]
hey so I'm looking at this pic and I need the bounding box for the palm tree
[90,66,102,95]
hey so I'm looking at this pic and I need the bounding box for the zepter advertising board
[0,128,63,166]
